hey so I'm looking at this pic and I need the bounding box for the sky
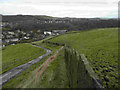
[0,0,119,18]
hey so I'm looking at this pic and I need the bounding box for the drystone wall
[64,47,105,89]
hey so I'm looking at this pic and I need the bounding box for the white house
[11,38,19,42]
[2,45,5,47]
[44,31,52,35]
[11,44,15,45]
[5,38,19,43]
[52,30,68,34]
[8,32,14,35]
[23,37,29,40]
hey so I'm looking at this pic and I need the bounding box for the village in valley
[0,15,71,47]
[1,28,68,47]
[1,15,117,48]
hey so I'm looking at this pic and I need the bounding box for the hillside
[2,42,61,88]
[2,15,56,22]
[1,15,119,31]
[2,28,118,88]
[2,43,46,74]
[46,28,118,88]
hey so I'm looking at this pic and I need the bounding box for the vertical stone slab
[76,54,85,87]
[80,54,104,89]
[65,47,104,89]
[72,51,78,88]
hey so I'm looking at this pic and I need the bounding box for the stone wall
[65,47,105,89]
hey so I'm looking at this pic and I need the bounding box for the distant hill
[2,15,56,22]
[1,15,119,31]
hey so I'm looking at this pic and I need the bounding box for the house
[21,31,26,35]
[3,32,7,35]
[37,30,41,33]
[0,23,2,27]
[8,31,14,35]
[2,34,4,38]
[9,38,19,42]
[2,45,5,47]
[52,30,68,34]
[15,33,19,37]
[26,34,30,37]
[17,30,21,33]
[5,38,19,43]
[51,33,56,36]
[11,43,15,45]
[44,31,52,35]
[23,37,29,40]
[5,39,10,43]
[6,35,13,38]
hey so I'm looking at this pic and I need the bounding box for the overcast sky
[0,0,119,18]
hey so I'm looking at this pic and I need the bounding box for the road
[0,45,52,86]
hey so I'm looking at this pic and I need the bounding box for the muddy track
[34,46,64,84]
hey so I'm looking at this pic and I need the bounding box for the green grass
[2,28,11,30]
[32,35,55,44]
[2,43,46,74]
[3,54,49,88]
[21,48,69,88]
[47,28,118,88]
[2,28,118,88]
[3,42,60,88]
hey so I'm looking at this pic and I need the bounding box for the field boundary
[80,54,104,89]
[65,47,105,89]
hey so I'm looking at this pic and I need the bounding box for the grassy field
[47,28,118,88]
[32,35,55,44]
[2,28,11,30]
[3,42,61,88]
[20,47,68,88]
[2,43,46,74]
[2,28,118,88]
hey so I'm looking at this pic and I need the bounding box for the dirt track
[34,46,64,84]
